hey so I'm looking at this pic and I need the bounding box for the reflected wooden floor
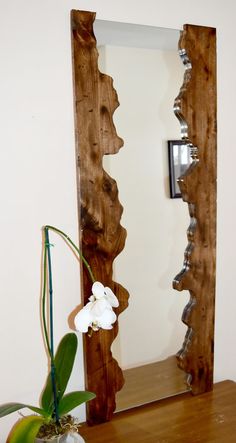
[80,381,236,443]
[116,355,189,411]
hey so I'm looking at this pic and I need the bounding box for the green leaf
[41,333,78,414]
[7,415,45,443]
[58,391,96,416]
[0,402,48,418]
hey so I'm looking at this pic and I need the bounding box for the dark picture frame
[168,140,192,198]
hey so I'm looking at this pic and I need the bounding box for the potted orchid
[0,226,119,442]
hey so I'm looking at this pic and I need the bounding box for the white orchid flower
[74,281,119,333]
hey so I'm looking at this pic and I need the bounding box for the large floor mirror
[94,20,190,411]
[71,11,216,424]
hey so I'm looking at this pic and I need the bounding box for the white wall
[0,0,235,441]
[101,44,189,368]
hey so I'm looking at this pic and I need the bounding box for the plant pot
[35,432,85,443]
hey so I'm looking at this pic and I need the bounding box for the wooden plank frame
[71,11,217,423]
[173,24,217,394]
[71,10,129,424]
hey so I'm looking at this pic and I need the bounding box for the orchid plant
[0,226,119,442]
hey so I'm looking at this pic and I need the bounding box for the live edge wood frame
[71,10,217,425]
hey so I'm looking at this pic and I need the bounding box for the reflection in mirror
[94,21,191,410]
[168,140,193,198]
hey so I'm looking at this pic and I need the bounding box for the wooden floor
[116,356,189,411]
[79,381,236,442]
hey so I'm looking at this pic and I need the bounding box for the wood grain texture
[78,381,236,443]
[173,25,217,394]
[71,10,129,424]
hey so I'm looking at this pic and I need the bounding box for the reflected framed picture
[168,140,192,198]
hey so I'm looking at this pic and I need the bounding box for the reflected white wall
[99,45,189,368]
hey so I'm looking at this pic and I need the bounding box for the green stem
[41,225,95,422]
[44,225,96,283]
[42,232,52,360]
[45,227,59,423]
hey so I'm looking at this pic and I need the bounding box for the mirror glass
[94,20,190,411]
